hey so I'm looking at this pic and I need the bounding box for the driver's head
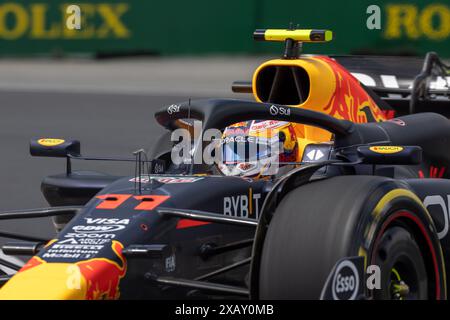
[218,120,300,178]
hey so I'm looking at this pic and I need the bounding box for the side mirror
[30,138,81,158]
[357,145,422,165]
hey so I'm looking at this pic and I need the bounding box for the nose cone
[0,260,88,300]
[0,263,86,300]
[0,241,126,300]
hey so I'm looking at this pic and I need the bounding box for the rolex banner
[0,0,448,57]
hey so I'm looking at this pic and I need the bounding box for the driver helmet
[218,120,300,178]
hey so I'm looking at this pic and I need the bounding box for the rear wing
[333,53,450,117]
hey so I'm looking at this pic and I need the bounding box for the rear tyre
[258,176,445,299]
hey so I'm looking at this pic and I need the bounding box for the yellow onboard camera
[253,29,333,42]
[253,28,333,59]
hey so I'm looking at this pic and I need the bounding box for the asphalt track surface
[0,57,258,268]
[0,90,238,268]
[0,90,179,236]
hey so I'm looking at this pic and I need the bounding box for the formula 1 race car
[0,28,450,300]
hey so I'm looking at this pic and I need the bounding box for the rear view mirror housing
[30,138,81,158]
[357,145,422,165]
[29,138,165,177]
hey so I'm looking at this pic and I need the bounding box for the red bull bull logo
[75,240,127,300]
[318,56,387,123]
[0,240,127,300]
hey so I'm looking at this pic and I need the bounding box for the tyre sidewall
[258,176,446,299]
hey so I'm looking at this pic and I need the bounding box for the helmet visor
[220,136,279,164]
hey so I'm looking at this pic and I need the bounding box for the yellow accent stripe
[263,29,332,42]
[391,268,402,281]
[372,189,426,218]
[249,188,253,216]
[45,239,58,248]
[358,246,367,261]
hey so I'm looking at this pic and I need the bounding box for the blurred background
[0,0,448,57]
[0,0,449,264]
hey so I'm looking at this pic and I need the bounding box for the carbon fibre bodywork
[1,46,450,299]
[3,102,450,299]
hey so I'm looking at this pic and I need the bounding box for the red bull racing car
[0,28,450,300]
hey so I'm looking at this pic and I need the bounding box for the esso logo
[335,274,355,294]
[332,260,359,300]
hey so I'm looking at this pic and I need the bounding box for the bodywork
[0,29,449,299]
